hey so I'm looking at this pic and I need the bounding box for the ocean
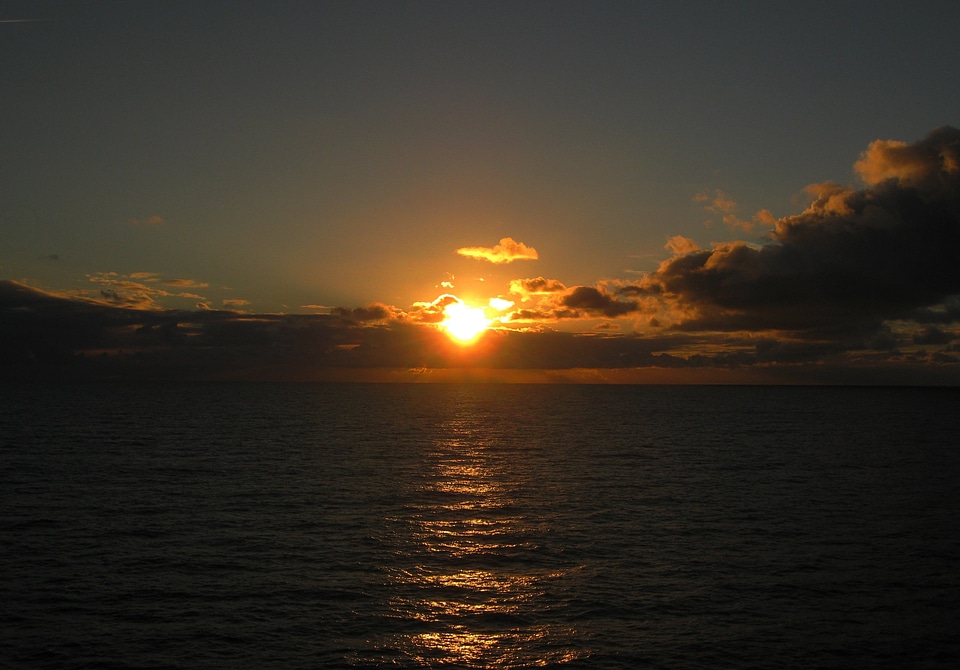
[2,383,959,669]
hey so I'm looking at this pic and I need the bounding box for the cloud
[3,127,958,385]
[2,279,957,384]
[165,278,210,288]
[85,272,211,309]
[695,189,749,231]
[223,299,250,307]
[629,126,960,342]
[695,189,737,215]
[560,286,639,318]
[754,209,777,226]
[913,325,954,346]
[87,272,170,309]
[456,237,539,264]
[910,296,960,325]
[854,126,960,189]
[406,294,459,324]
[695,189,776,233]
[331,302,398,322]
[664,235,700,256]
[508,276,566,299]
[500,282,643,322]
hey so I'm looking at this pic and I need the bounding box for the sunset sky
[3,1,960,383]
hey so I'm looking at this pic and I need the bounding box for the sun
[440,300,491,344]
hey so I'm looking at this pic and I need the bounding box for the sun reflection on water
[367,406,586,668]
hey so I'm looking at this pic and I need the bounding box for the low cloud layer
[456,237,539,264]
[3,128,959,384]
[3,276,955,384]
[87,272,213,309]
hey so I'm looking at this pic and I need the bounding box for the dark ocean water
[2,383,959,669]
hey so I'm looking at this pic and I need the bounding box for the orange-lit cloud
[407,294,459,324]
[87,272,173,309]
[165,278,210,288]
[753,209,777,226]
[854,126,960,188]
[85,272,212,309]
[499,282,643,323]
[664,235,700,256]
[800,181,853,215]
[508,276,566,299]
[694,189,773,233]
[626,127,960,343]
[4,127,958,385]
[456,237,539,264]
[695,189,737,216]
[3,275,957,385]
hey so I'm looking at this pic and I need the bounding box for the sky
[3,1,960,384]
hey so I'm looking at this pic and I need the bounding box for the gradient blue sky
[3,1,960,382]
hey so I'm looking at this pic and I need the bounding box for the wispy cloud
[165,278,210,288]
[85,272,211,309]
[694,189,775,233]
[695,189,737,216]
[456,237,539,264]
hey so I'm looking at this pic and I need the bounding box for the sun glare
[441,300,491,344]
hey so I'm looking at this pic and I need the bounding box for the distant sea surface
[2,383,959,669]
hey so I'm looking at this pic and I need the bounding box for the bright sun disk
[441,300,491,343]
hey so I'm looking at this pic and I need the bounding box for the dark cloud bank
[626,126,960,335]
[3,127,959,384]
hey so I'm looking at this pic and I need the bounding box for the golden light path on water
[371,397,586,668]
